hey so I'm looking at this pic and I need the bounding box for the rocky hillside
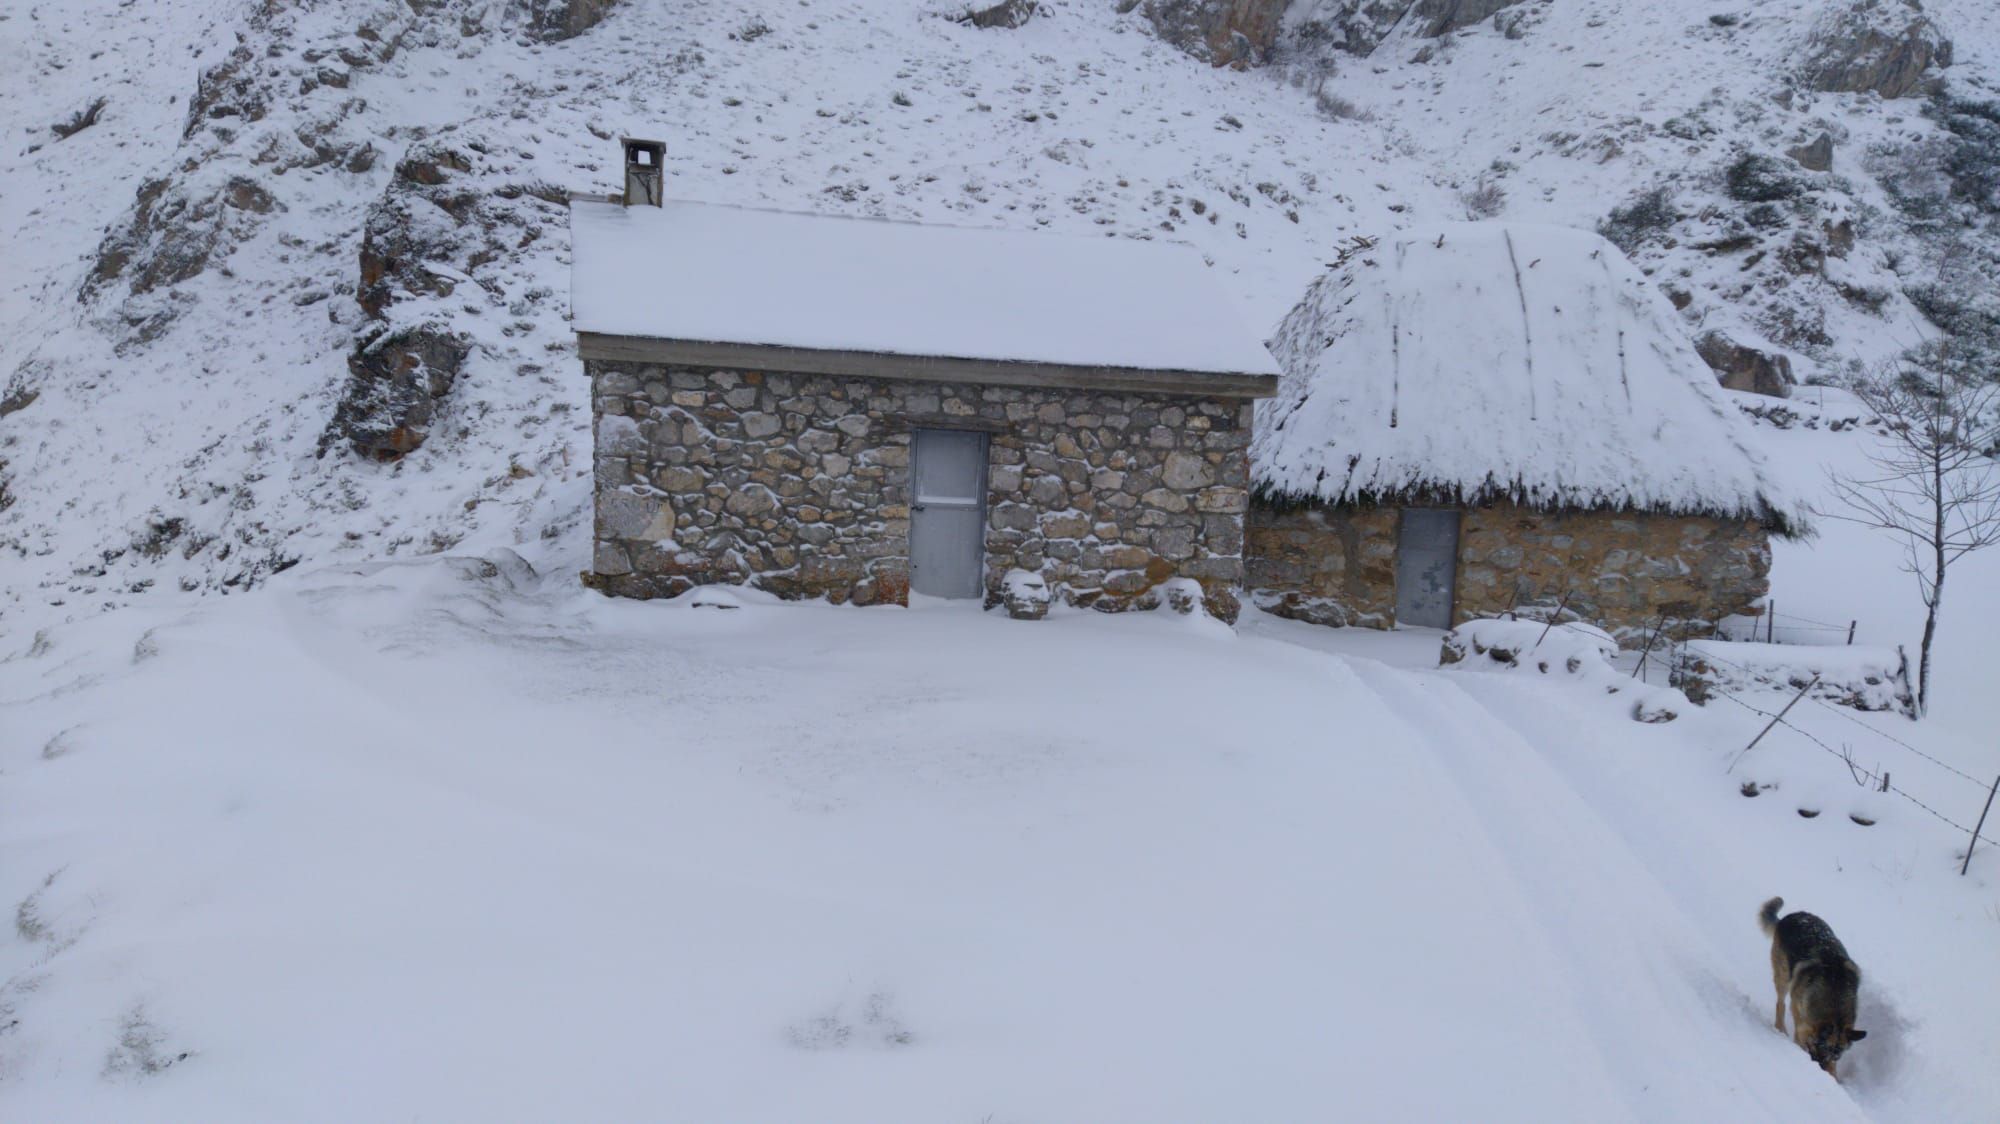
[1,0,1995,624]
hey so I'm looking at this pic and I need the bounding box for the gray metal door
[1395,508,1460,629]
[910,429,988,599]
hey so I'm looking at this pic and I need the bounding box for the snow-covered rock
[1674,638,1917,716]
[1139,0,1292,67]
[1696,331,1797,399]
[1283,0,1527,59]
[1000,567,1050,619]
[328,139,570,459]
[1797,0,1953,100]
[1440,617,1685,722]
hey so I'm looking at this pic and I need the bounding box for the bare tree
[1824,364,2000,715]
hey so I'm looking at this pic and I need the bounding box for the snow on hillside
[1295,0,1973,377]
[3,552,1998,1120]
[4,0,1995,619]
[0,0,1445,624]
[4,4,2000,1116]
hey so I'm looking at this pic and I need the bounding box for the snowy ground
[4,540,1997,1121]
[5,2,2000,1118]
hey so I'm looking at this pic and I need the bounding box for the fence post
[1529,590,1575,652]
[1767,602,1776,644]
[1728,674,1820,773]
[1962,773,2000,877]
[1631,615,1665,681]
[1847,620,1856,646]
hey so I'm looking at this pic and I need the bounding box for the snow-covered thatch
[1252,224,1810,537]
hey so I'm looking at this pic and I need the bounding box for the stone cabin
[571,141,1279,621]
[1246,224,1810,644]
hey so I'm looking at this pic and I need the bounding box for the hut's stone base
[585,360,1253,621]
[1246,500,1771,643]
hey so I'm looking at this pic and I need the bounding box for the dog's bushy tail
[1758,896,1784,937]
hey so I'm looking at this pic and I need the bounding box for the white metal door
[909,429,988,599]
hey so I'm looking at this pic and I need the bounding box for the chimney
[622,138,665,207]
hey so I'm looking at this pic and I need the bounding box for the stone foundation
[586,359,1253,621]
[1247,499,1772,643]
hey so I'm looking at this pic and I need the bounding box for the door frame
[1393,506,1462,630]
[908,427,992,599]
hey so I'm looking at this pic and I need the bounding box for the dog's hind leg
[1770,941,1790,1033]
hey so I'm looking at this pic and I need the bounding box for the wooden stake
[1961,773,2000,877]
[1767,602,1776,644]
[1847,619,1857,646]
[1727,674,1820,773]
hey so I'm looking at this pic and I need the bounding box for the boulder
[1000,569,1051,620]
[1786,131,1836,172]
[1798,0,1951,100]
[1695,332,1795,399]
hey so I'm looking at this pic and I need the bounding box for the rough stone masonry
[1247,499,1771,643]
[585,359,1255,621]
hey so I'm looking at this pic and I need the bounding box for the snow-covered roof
[1252,223,1809,535]
[568,200,1279,379]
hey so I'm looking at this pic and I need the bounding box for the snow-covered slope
[4,0,1995,622]
[0,0,1435,623]
[1288,0,1984,374]
[3,554,1996,1120]
[4,5,1999,1115]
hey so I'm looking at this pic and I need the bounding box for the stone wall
[586,359,1253,620]
[1247,499,1772,643]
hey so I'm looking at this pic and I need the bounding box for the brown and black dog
[1760,897,1867,1080]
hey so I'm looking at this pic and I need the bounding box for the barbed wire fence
[1492,600,1993,866]
[1714,604,1860,646]
[1678,642,2000,867]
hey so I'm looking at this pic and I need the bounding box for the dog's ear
[1848,1029,1867,1042]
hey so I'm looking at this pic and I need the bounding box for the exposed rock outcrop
[1283,0,1527,58]
[323,140,567,460]
[959,0,1038,29]
[1139,0,1290,67]
[1409,0,1525,39]
[84,3,408,329]
[184,45,270,139]
[1797,0,1951,100]
[333,330,473,460]
[1695,333,1796,399]
[509,0,622,42]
